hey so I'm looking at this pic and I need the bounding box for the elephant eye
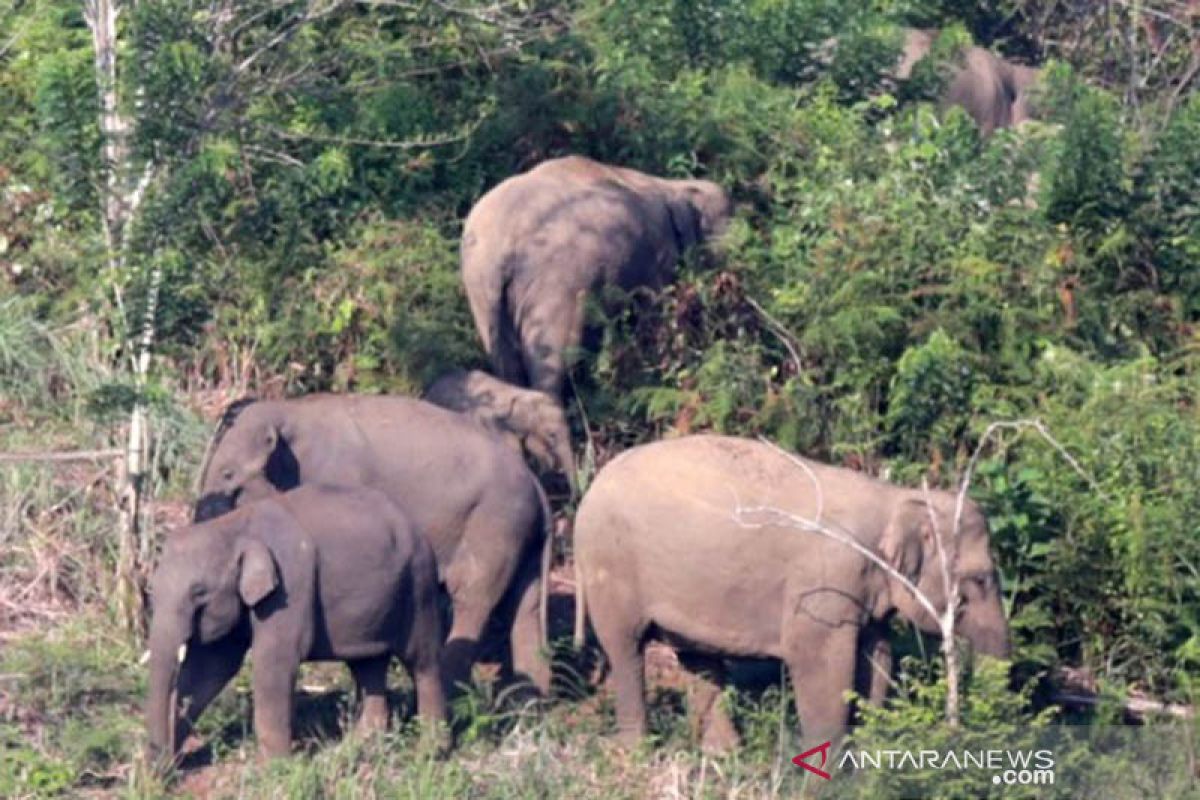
[189,584,208,602]
[221,468,235,482]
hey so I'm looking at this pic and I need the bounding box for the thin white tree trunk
[84,0,154,637]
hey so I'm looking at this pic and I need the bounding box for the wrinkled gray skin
[462,155,733,397]
[896,28,1041,136]
[573,435,1010,751]
[194,394,552,697]
[423,369,576,494]
[146,485,445,765]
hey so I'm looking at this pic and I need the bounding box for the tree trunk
[84,0,155,638]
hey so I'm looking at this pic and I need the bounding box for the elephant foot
[614,725,644,751]
[699,714,741,754]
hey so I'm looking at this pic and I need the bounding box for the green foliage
[886,329,975,460]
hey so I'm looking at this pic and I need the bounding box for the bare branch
[260,118,483,150]
[0,449,124,463]
[754,436,825,524]
[733,504,942,625]
[744,295,804,376]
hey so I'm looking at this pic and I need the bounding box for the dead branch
[0,449,124,463]
[1053,690,1195,720]
[744,295,805,376]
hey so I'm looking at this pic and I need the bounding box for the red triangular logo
[792,740,833,780]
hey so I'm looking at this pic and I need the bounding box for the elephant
[572,435,1010,751]
[895,28,1041,136]
[145,484,445,764]
[193,393,553,697]
[461,155,733,397]
[423,369,576,494]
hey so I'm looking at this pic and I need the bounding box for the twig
[744,295,804,376]
[733,505,941,625]
[0,449,124,463]
[754,436,825,525]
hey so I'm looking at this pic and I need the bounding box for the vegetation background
[1,0,1198,797]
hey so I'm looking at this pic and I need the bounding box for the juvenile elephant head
[145,515,280,764]
[194,399,298,522]
[878,493,1010,659]
[662,179,733,251]
[504,391,576,491]
[424,370,576,492]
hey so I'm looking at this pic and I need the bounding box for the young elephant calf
[145,485,445,764]
[423,368,576,492]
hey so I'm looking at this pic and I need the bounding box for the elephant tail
[572,541,586,651]
[462,238,526,385]
[533,478,553,649]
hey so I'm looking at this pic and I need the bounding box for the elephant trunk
[961,594,1011,659]
[556,440,578,499]
[145,611,192,767]
[146,646,182,766]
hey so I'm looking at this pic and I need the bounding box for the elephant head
[505,391,577,494]
[663,179,733,251]
[878,493,1010,659]
[144,516,279,764]
[194,400,299,522]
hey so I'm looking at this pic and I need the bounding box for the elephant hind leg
[348,656,391,735]
[518,289,585,398]
[584,578,648,744]
[678,653,740,753]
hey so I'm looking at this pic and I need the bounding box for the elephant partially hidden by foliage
[146,485,445,764]
[461,155,733,397]
[423,369,576,494]
[896,28,1041,136]
[193,394,553,697]
[573,435,1010,751]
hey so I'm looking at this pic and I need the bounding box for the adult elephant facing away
[461,156,733,397]
[573,435,1009,750]
[896,28,1041,136]
[193,394,553,696]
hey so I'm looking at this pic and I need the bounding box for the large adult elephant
[573,435,1010,750]
[193,394,552,696]
[896,28,1041,136]
[461,156,733,397]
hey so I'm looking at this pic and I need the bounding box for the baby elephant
[145,485,445,765]
[574,435,1009,751]
[424,369,575,491]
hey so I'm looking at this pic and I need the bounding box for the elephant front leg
[856,620,893,708]
[348,656,391,735]
[678,653,740,753]
[175,638,248,752]
[251,649,298,759]
[783,623,859,749]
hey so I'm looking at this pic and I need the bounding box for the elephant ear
[879,499,932,582]
[237,539,279,607]
[665,195,703,252]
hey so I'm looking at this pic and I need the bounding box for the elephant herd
[146,49,1028,765]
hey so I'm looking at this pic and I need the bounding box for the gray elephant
[423,369,576,493]
[573,435,1009,750]
[146,485,445,764]
[461,155,733,397]
[896,28,1041,136]
[193,394,552,696]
